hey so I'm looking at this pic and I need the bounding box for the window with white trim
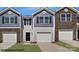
[60,13,71,22]
[24,19,31,25]
[39,16,43,24]
[2,16,17,24]
[36,16,52,24]
[67,14,71,21]
[10,17,15,23]
[4,17,9,24]
[60,14,65,22]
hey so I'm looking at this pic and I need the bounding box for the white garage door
[59,30,73,40]
[3,32,17,43]
[37,32,51,42]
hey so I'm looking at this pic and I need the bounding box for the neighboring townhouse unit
[55,7,78,41]
[0,7,79,43]
[32,8,55,42]
[0,8,22,43]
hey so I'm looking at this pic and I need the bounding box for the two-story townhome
[55,7,78,41]
[32,7,55,42]
[22,7,55,43]
[0,7,22,43]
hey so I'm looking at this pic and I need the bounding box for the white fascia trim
[32,7,55,16]
[0,7,21,15]
[56,7,78,13]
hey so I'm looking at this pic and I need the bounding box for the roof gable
[32,7,55,16]
[56,7,78,13]
[0,7,21,16]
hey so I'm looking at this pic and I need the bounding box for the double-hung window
[10,17,15,23]
[60,13,71,22]
[45,16,49,24]
[67,14,71,21]
[24,19,31,25]
[45,16,52,24]
[37,16,43,24]
[37,16,52,24]
[4,17,9,24]
[39,16,43,24]
[60,14,65,22]
[2,16,17,24]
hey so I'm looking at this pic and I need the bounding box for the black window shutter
[29,19,31,25]
[37,16,39,24]
[24,19,26,25]
[15,16,17,24]
[2,16,4,24]
[50,16,52,24]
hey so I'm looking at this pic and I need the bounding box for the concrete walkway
[38,42,72,52]
[0,43,15,51]
[61,40,79,48]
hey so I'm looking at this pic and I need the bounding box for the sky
[0,7,79,16]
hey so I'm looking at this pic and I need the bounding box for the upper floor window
[45,17,49,24]
[39,17,43,24]
[4,17,9,24]
[2,16,17,24]
[24,19,31,25]
[67,14,71,21]
[10,17,15,23]
[36,16,52,24]
[60,13,71,22]
[61,14,65,22]
[77,16,79,23]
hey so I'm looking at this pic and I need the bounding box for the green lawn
[4,44,41,52]
[55,41,79,52]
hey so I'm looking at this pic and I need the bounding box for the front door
[26,32,30,41]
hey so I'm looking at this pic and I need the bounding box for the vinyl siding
[34,11,54,27]
[0,10,21,28]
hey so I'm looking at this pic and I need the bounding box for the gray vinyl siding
[34,11,54,27]
[0,11,21,28]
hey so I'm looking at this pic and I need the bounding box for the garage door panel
[3,32,17,43]
[37,32,51,42]
[59,31,73,40]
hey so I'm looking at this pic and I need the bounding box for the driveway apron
[61,40,79,48]
[0,43,15,51]
[38,42,72,52]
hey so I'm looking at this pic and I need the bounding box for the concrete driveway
[38,42,72,52]
[61,40,79,48]
[0,43,15,51]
